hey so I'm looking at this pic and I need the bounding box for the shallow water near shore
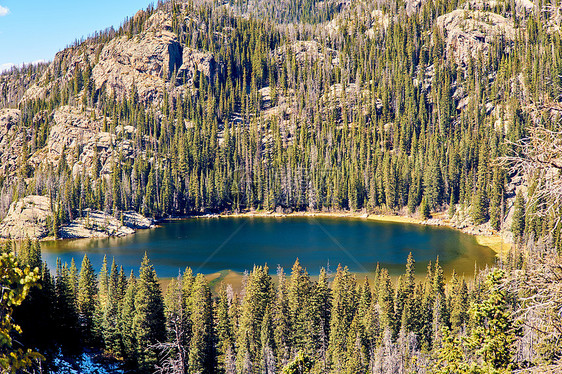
[41,216,497,278]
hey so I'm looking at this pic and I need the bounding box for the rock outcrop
[436,9,517,66]
[274,41,339,66]
[29,105,136,177]
[176,47,216,86]
[0,195,154,240]
[19,10,216,106]
[0,108,28,175]
[21,44,99,103]
[59,209,154,239]
[0,195,52,239]
[92,29,181,103]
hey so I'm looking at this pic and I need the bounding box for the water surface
[42,216,497,277]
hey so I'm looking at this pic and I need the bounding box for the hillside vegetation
[0,0,559,243]
[2,0,562,372]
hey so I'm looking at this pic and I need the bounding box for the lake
[41,216,498,278]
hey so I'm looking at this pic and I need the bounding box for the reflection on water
[42,216,497,278]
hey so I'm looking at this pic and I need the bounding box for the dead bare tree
[501,125,562,226]
[499,123,562,369]
[153,275,189,374]
[504,242,562,372]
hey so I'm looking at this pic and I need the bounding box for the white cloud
[0,60,48,73]
[0,63,14,73]
[0,5,9,17]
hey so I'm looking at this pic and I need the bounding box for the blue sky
[0,0,155,72]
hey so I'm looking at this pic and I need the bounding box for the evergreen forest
[1,0,562,372]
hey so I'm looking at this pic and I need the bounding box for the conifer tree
[121,271,138,366]
[378,268,396,338]
[94,255,109,342]
[236,265,275,373]
[274,266,291,369]
[77,254,97,344]
[288,259,312,353]
[327,265,357,372]
[449,271,468,334]
[467,269,520,372]
[216,284,235,374]
[420,196,431,219]
[188,274,215,373]
[311,267,331,370]
[103,258,123,356]
[54,260,79,347]
[133,253,166,372]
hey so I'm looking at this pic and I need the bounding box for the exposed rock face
[90,10,216,104]
[29,105,136,177]
[92,30,181,103]
[0,66,46,107]
[0,108,20,130]
[0,195,154,240]
[274,41,339,66]
[0,196,52,239]
[177,47,216,86]
[19,10,216,106]
[0,109,27,175]
[21,44,98,103]
[59,210,154,239]
[436,9,517,66]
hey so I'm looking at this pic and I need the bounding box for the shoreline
[21,209,512,256]
[187,210,511,255]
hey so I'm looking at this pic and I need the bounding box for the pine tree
[420,196,431,219]
[94,255,109,343]
[466,269,520,372]
[378,268,395,338]
[54,260,79,347]
[103,258,123,356]
[327,265,357,372]
[489,167,504,231]
[121,271,138,366]
[77,254,97,344]
[236,265,274,374]
[434,326,469,374]
[133,253,166,372]
[472,144,489,225]
[449,271,468,334]
[311,267,331,371]
[216,284,235,374]
[274,266,291,370]
[188,274,215,373]
[288,259,312,353]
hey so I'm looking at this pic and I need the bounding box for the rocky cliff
[21,9,216,106]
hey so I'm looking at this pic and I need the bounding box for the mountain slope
[0,0,560,244]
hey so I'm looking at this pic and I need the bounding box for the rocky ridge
[21,10,216,105]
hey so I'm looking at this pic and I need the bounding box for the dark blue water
[41,216,497,277]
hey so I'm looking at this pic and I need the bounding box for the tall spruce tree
[132,253,166,372]
[77,254,98,344]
